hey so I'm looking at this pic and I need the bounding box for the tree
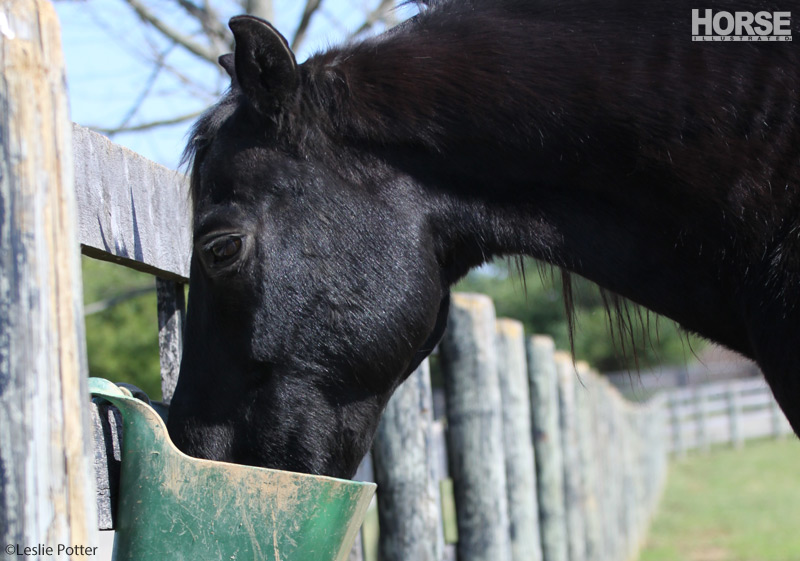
[453,259,702,372]
[65,0,402,140]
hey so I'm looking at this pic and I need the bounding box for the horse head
[167,17,452,478]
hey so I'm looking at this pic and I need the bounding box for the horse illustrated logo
[691,8,792,40]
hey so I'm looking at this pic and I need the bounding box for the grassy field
[639,438,800,561]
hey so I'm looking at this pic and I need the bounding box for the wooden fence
[367,293,669,561]
[1,3,668,560]
[0,2,189,555]
[665,378,793,456]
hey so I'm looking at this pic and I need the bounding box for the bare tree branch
[112,44,176,135]
[88,0,391,149]
[84,286,156,316]
[122,0,221,64]
[176,0,231,52]
[291,0,323,51]
[350,0,397,38]
[244,0,273,21]
[94,111,204,135]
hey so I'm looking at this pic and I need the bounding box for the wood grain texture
[439,294,511,561]
[91,402,123,531]
[496,319,542,561]
[0,0,97,553]
[372,360,445,561]
[72,124,191,281]
[554,352,586,561]
[156,278,185,402]
[574,365,603,561]
[526,336,568,561]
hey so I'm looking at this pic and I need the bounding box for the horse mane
[182,90,240,213]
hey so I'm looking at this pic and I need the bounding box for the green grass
[640,438,800,561]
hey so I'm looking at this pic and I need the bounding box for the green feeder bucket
[89,377,376,561]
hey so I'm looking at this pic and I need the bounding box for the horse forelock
[182,91,240,205]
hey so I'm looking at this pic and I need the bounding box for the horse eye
[205,236,243,266]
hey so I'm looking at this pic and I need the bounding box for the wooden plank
[574,366,603,561]
[727,383,744,449]
[694,386,710,453]
[372,360,445,561]
[439,293,511,561]
[554,352,586,561]
[156,278,186,402]
[91,402,123,530]
[771,393,790,438]
[738,392,773,409]
[0,0,98,552]
[72,124,192,281]
[526,335,568,561]
[495,320,542,561]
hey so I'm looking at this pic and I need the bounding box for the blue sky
[54,1,416,169]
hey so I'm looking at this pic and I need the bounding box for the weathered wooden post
[631,403,649,551]
[605,385,625,561]
[620,406,638,560]
[667,392,682,458]
[527,335,567,561]
[614,386,638,561]
[645,393,669,518]
[590,377,611,561]
[574,364,603,561]
[439,293,511,561]
[156,279,185,401]
[694,386,709,453]
[726,383,744,449]
[554,352,586,561]
[496,319,542,561]
[372,359,445,561]
[0,0,98,554]
[770,393,788,439]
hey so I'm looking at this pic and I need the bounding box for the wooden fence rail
[665,377,792,457]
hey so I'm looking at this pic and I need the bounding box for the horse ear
[228,16,298,116]
[218,53,237,82]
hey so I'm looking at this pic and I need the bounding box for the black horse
[168,0,800,479]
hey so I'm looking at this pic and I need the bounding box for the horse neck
[303,4,799,359]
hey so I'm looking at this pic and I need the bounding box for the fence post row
[0,0,98,554]
[369,295,670,561]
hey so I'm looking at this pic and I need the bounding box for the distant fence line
[606,359,761,398]
[664,378,792,456]
[368,293,669,561]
